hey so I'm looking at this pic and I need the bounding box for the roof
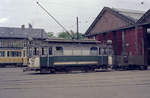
[45,38,101,44]
[85,7,146,36]
[137,9,150,24]
[0,27,48,39]
[112,8,145,22]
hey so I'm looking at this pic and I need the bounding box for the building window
[9,41,13,47]
[0,51,5,57]
[24,41,27,47]
[49,47,53,55]
[90,47,98,56]
[55,46,63,56]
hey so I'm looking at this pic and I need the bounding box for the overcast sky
[0,0,150,35]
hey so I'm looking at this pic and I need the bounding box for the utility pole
[77,17,79,40]
[135,24,138,55]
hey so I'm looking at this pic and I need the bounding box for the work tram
[24,39,113,73]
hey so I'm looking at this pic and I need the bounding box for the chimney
[28,23,32,29]
[21,24,25,29]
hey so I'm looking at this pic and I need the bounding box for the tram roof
[45,38,101,44]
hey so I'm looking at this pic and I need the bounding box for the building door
[145,27,150,65]
[147,49,150,65]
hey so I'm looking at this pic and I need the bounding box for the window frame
[0,51,5,57]
[55,46,63,56]
[7,51,21,57]
[49,47,53,55]
[33,47,39,56]
[90,47,98,56]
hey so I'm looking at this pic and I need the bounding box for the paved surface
[0,68,150,98]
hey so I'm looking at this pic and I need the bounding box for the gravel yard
[0,68,150,98]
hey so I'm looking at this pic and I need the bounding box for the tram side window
[33,48,39,56]
[0,51,5,57]
[23,50,26,57]
[90,47,98,56]
[7,51,10,57]
[18,51,21,57]
[7,51,21,57]
[99,48,101,55]
[55,47,63,56]
[103,48,107,55]
[42,48,45,55]
[49,47,53,55]
[29,48,33,57]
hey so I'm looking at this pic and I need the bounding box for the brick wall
[90,11,130,35]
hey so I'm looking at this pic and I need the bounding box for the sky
[0,0,150,35]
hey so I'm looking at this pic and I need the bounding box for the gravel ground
[0,68,150,98]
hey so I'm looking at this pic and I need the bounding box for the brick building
[85,7,150,66]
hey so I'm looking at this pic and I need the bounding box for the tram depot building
[0,24,48,49]
[85,7,150,66]
[0,24,48,66]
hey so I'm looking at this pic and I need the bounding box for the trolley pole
[36,1,73,39]
[77,17,79,40]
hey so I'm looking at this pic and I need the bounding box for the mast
[76,17,79,40]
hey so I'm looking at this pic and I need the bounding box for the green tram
[24,39,113,73]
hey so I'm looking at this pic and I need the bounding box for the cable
[36,1,73,39]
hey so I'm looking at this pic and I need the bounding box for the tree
[47,32,55,38]
[58,32,72,39]
[58,30,84,40]
[70,30,84,40]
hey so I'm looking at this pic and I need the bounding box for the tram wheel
[50,68,56,74]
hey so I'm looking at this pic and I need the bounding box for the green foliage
[71,30,84,40]
[58,30,84,40]
[47,32,55,38]
[58,32,71,39]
